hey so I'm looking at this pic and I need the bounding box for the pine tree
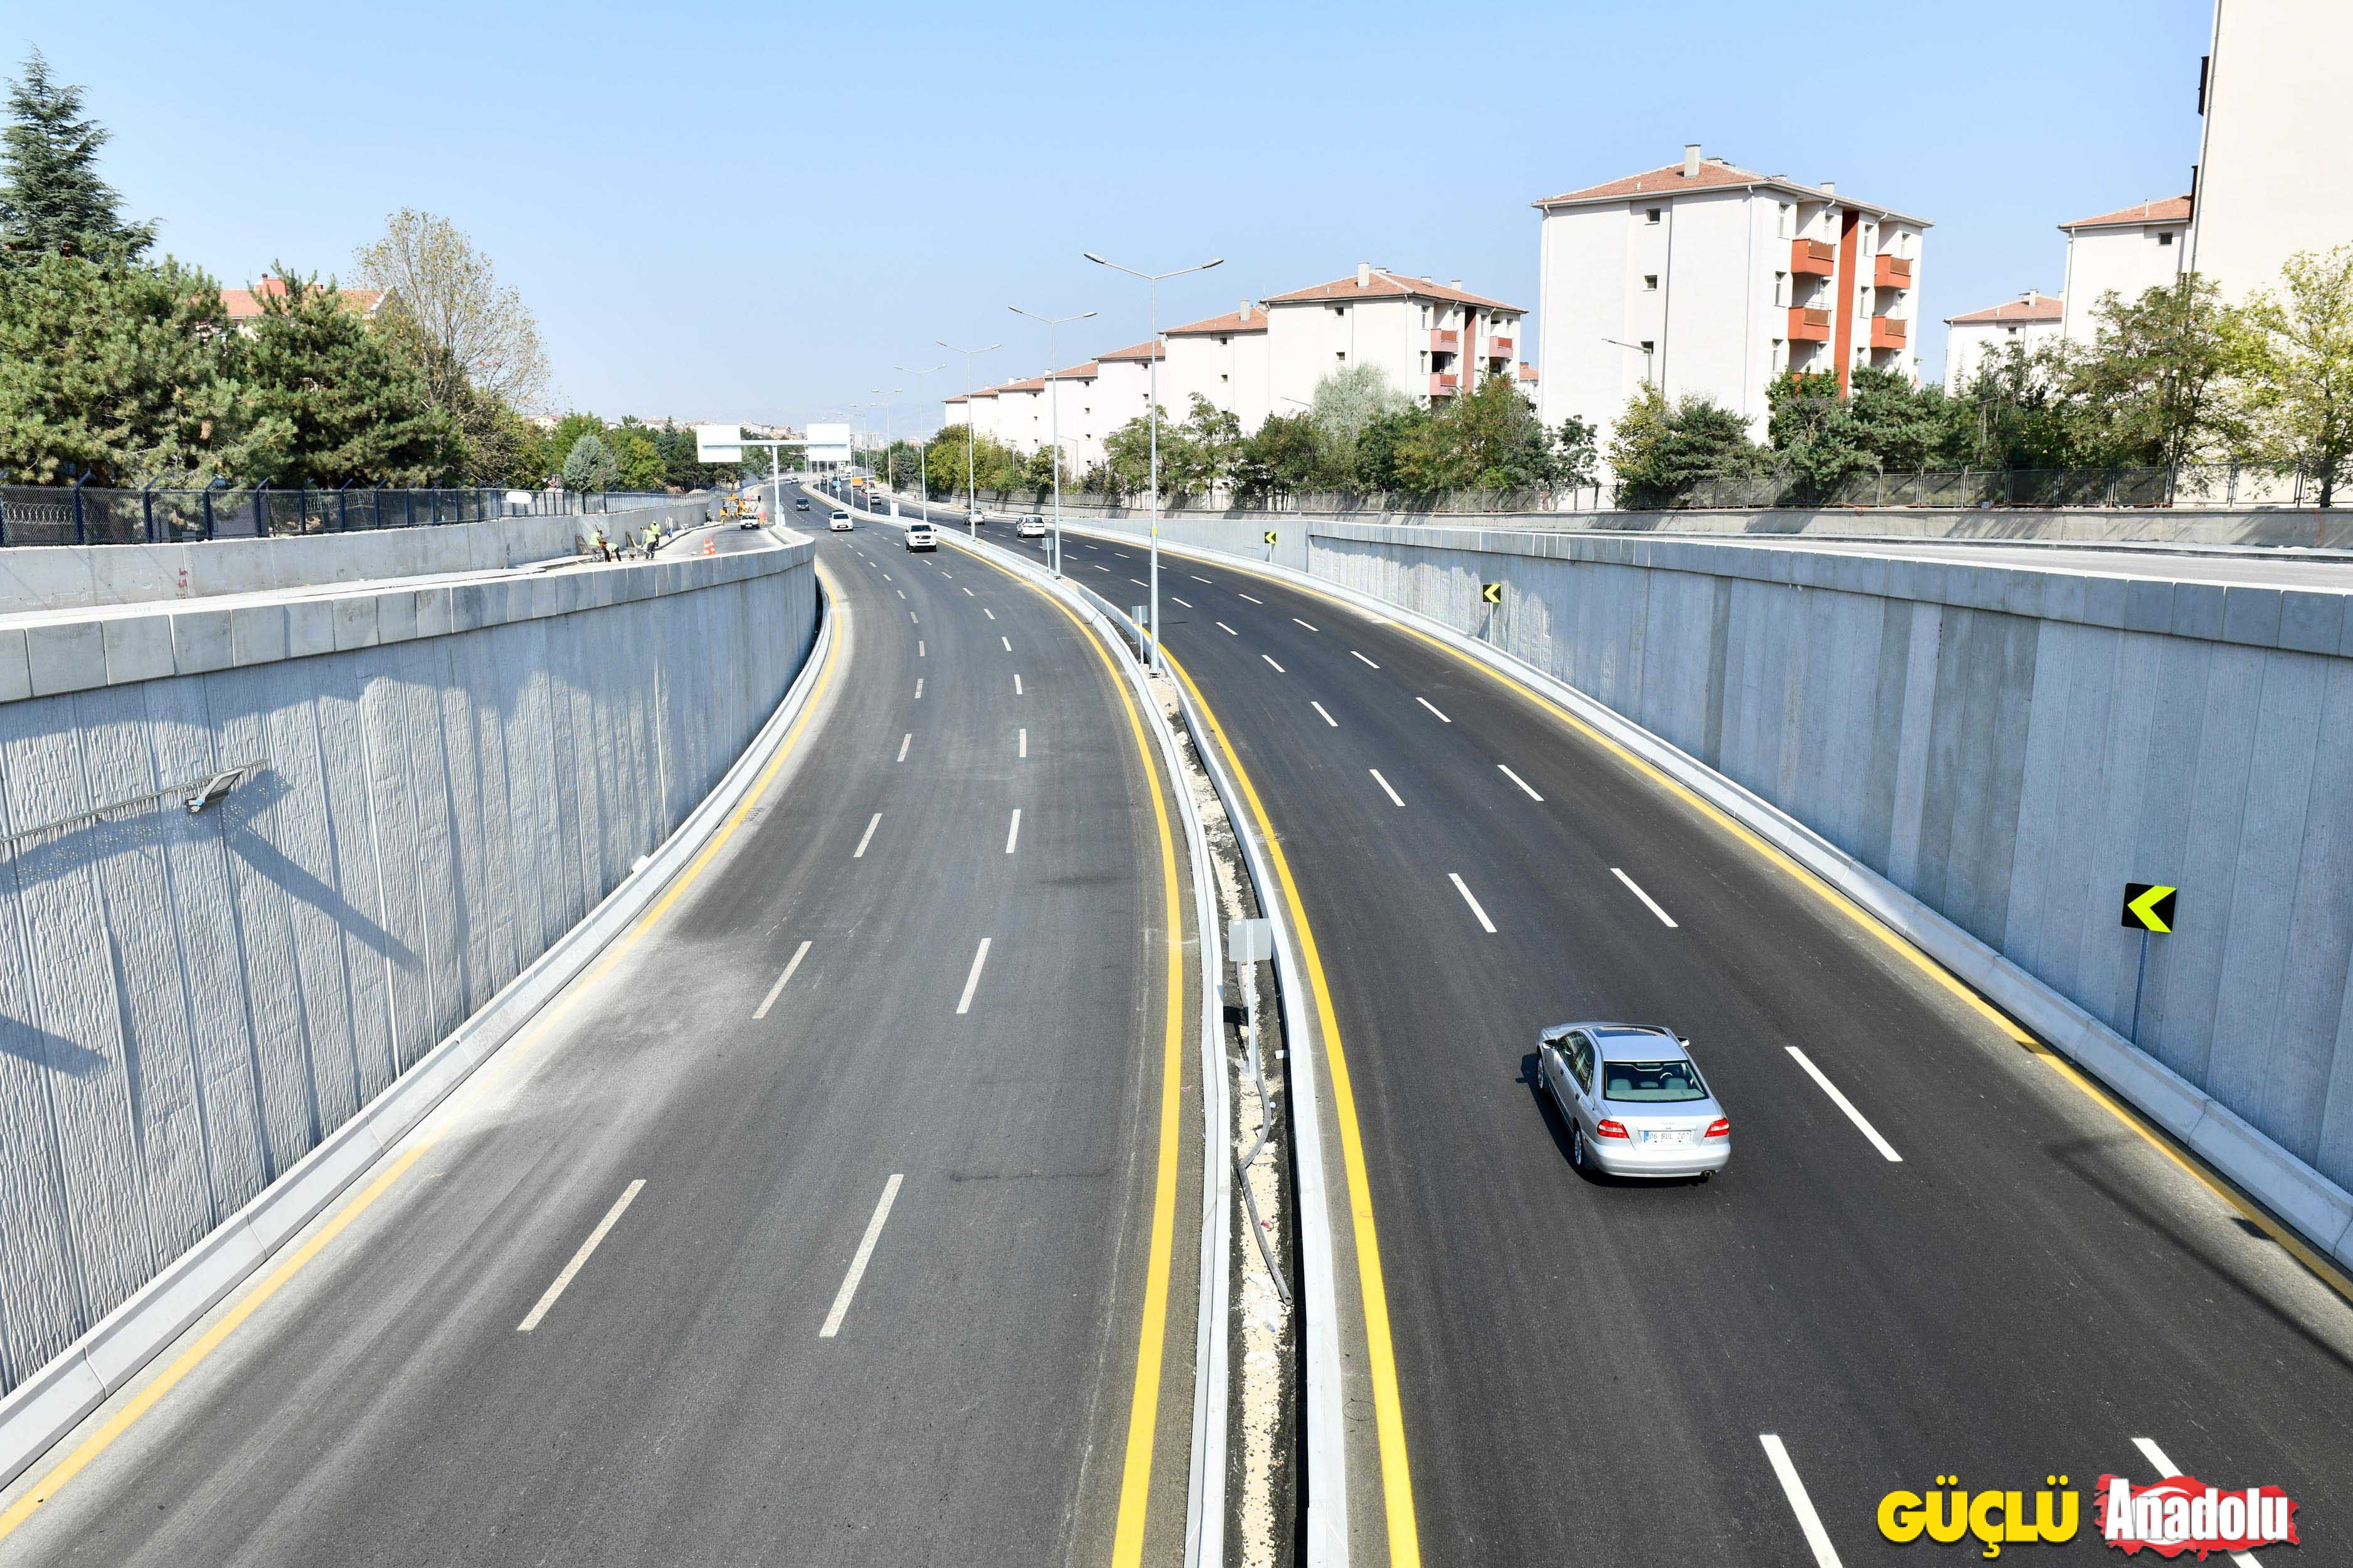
[0,50,154,261]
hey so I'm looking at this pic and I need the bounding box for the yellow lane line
[1182,546,2353,1308]
[1165,647,1421,1566]
[0,571,850,1544]
[955,539,1187,1568]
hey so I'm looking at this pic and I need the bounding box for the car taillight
[1704,1118,1731,1139]
[1595,1118,1631,1140]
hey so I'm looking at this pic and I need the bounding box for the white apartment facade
[2190,0,2353,304]
[1042,363,1105,477]
[996,379,1046,452]
[1161,305,1273,433]
[1534,144,1928,450]
[2058,197,2190,340]
[1088,340,1164,448]
[1262,267,1525,411]
[1942,290,2064,390]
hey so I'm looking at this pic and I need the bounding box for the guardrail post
[255,481,270,538]
[202,479,218,539]
[142,480,156,543]
[72,472,88,544]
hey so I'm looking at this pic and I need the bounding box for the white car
[906,524,938,551]
[1016,517,1048,538]
[829,511,852,532]
[1536,1023,1729,1181]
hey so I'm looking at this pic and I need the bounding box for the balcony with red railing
[1429,372,1460,397]
[1790,238,1836,277]
[1873,253,1914,291]
[1869,316,1908,351]
[1787,306,1831,342]
[1428,327,1459,354]
[1485,335,1515,361]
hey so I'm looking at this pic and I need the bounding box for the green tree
[1233,411,1325,502]
[1394,374,1554,494]
[0,50,154,262]
[1162,393,1241,497]
[1607,386,1760,507]
[1945,337,2083,470]
[604,417,664,490]
[1352,406,1429,492]
[0,251,236,484]
[220,267,456,485]
[1105,409,1191,500]
[562,431,619,491]
[1766,369,1871,494]
[2236,245,2353,507]
[1550,415,1600,490]
[2063,274,2244,469]
[1309,363,1408,458]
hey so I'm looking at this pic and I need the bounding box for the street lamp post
[1603,336,1656,387]
[937,337,999,538]
[871,386,902,507]
[1084,250,1223,672]
[895,362,947,525]
[1009,304,1097,578]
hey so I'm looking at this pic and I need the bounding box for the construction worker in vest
[588,526,609,562]
[643,520,661,555]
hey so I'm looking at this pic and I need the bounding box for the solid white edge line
[1785,1046,1904,1162]
[1006,808,1021,854]
[1499,763,1544,802]
[1311,701,1337,728]
[1610,867,1679,927]
[896,733,911,762]
[955,936,992,1014]
[1759,1434,1844,1568]
[853,813,881,858]
[516,1179,646,1332]
[1370,768,1403,807]
[2131,1439,2263,1566]
[1417,696,1452,723]
[1449,872,1497,933]
[819,1173,903,1338]
[753,940,814,1020]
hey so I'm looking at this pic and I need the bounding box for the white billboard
[694,423,743,462]
[804,421,852,467]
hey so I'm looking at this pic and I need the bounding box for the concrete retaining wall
[0,541,816,1395]
[1302,521,2353,1195]
[0,497,720,617]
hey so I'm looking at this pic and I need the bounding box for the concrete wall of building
[2191,0,2353,305]
[1297,521,2353,1194]
[2061,223,2188,341]
[0,541,818,1396]
[0,497,713,618]
[1945,315,2064,391]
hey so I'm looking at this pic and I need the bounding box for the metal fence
[937,459,2346,517]
[0,484,686,547]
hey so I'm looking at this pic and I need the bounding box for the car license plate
[1645,1129,1688,1146]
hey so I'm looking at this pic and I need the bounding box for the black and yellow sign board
[1263,531,1278,546]
[2122,882,2177,933]
[1481,582,1504,605]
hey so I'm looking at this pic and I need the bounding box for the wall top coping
[0,536,812,704]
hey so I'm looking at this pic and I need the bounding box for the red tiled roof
[1165,307,1268,337]
[1264,269,1522,314]
[1096,339,1164,362]
[943,393,969,403]
[221,276,386,320]
[1001,378,1045,393]
[1945,292,2064,326]
[968,386,1003,399]
[1048,361,1100,379]
[1531,158,1928,226]
[2059,195,2192,231]
[1518,362,1539,382]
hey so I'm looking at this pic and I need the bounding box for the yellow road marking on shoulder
[0,571,854,1544]
[954,539,1187,1567]
[1166,648,1421,1566]
[1178,545,2353,1309]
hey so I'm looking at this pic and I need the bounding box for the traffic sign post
[1480,582,1503,605]
[2121,881,2179,1044]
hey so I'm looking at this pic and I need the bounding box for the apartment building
[2190,0,2353,303]
[1090,340,1164,445]
[1161,305,1273,433]
[1533,144,1928,449]
[1263,267,1524,411]
[1942,290,2064,389]
[1043,363,1105,476]
[2058,197,2190,340]
[996,379,1046,452]
[220,276,387,336]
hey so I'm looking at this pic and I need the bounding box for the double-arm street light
[936,337,999,538]
[871,386,903,498]
[1008,304,1096,578]
[894,362,947,524]
[1083,250,1223,671]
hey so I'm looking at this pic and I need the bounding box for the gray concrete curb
[0,579,836,1493]
[1054,520,2353,1278]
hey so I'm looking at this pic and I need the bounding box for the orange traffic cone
[703,538,716,556]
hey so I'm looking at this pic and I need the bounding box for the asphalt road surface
[1005,526,2353,1567]
[0,515,1201,1567]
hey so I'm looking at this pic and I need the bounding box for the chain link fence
[0,484,688,547]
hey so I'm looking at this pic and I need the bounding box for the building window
[1331,305,1346,316]
[1336,351,1346,363]
[2159,231,2175,246]
[1645,207,1662,225]
[1644,274,1659,291]
[1421,306,1431,328]
[1220,372,1230,383]
[1419,351,1429,373]
[1773,271,1789,307]
[1777,202,1793,238]
[1771,339,1786,372]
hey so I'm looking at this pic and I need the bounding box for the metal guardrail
[0,484,697,547]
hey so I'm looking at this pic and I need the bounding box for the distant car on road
[1016,516,1047,538]
[906,524,937,551]
[970,511,992,526]
[829,512,852,532]
[1536,1023,1729,1180]
[794,497,809,511]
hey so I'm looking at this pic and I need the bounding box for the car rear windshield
[1601,1059,1708,1102]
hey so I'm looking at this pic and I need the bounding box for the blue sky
[24,0,2216,437]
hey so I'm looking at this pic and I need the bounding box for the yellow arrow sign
[1480,583,1503,605]
[1263,531,1278,546]
[2122,883,2177,933]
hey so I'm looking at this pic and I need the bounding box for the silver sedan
[1537,1022,1729,1180]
